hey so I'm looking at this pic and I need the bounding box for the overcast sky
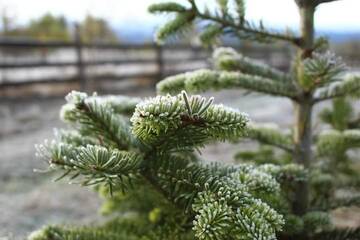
[0,0,359,32]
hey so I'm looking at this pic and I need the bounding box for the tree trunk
[298,3,315,58]
[293,0,315,217]
[292,4,316,240]
[293,96,312,215]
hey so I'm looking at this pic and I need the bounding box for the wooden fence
[0,42,209,83]
[0,36,294,97]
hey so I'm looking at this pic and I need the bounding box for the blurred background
[0,0,359,238]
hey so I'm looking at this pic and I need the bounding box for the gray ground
[0,89,358,239]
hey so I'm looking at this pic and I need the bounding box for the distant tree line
[0,12,119,43]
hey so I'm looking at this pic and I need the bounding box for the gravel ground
[0,88,359,239]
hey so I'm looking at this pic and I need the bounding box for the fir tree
[30,91,289,240]
[29,0,360,240]
[150,0,360,239]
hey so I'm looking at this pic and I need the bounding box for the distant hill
[114,23,360,44]
[319,31,360,43]
[115,23,154,43]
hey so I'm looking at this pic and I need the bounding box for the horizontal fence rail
[0,38,216,90]
[0,36,304,98]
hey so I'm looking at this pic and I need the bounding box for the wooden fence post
[155,45,164,82]
[74,23,86,91]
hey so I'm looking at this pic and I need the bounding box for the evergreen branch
[234,0,246,21]
[232,164,281,194]
[189,0,301,46]
[35,91,284,240]
[157,69,299,99]
[130,92,249,151]
[316,129,360,156]
[35,143,143,192]
[302,211,331,234]
[233,199,283,240]
[199,24,223,45]
[192,174,283,240]
[315,0,345,6]
[92,95,141,116]
[192,195,233,240]
[141,167,184,210]
[314,74,360,102]
[154,11,196,43]
[302,51,346,88]
[29,225,123,240]
[61,91,135,149]
[147,154,284,238]
[157,72,188,95]
[148,2,188,13]
[246,123,294,153]
[149,1,300,45]
[29,216,192,240]
[152,155,225,211]
[56,129,97,147]
[258,164,307,185]
[153,156,280,210]
[193,191,283,240]
[319,98,353,131]
[213,47,291,83]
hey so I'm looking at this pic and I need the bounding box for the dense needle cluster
[31,91,291,240]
